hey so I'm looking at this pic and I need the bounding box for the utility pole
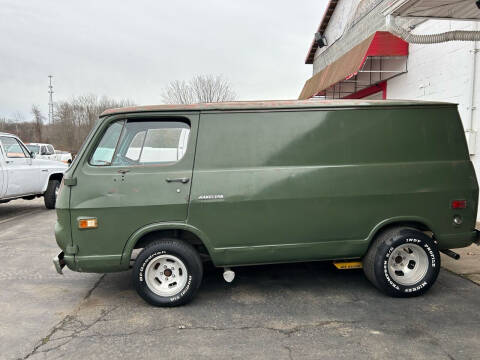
[48,75,54,123]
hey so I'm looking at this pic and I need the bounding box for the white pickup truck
[26,143,73,164]
[0,133,67,209]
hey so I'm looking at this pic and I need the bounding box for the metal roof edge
[100,100,456,117]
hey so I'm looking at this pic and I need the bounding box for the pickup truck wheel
[44,179,60,209]
[363,227,440,297]
[133,239,203,307]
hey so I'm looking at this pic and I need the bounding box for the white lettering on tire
[384,237,432,293]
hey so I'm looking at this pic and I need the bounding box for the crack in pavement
[76,320,356,339]
[19,274,107,360]
[18,268,355,360]
[21,302,356,360]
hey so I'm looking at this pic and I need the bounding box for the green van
[53,100,479,306]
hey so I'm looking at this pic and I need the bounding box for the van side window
[90,120,125,166]
[124,131,146,162]
[111,120,190,166]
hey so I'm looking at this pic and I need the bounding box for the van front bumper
[53,252,66,274]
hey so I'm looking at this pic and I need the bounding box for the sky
[0,0,327,120]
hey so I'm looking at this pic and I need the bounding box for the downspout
[386,15,480,43]
[468,22,479,155]
[468,23,479,135]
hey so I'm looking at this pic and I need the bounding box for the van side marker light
[333,261,363,270]
[223,268,235,283]
[78,218,98,229]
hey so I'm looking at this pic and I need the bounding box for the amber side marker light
[78,218,98,229]
[451,200,467,209]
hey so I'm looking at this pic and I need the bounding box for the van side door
[69,114,199,264]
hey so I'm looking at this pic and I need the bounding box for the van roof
[100,99,455,117]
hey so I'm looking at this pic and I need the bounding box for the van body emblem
[198,194,224,200]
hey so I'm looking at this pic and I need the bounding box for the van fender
[120,222,214,268]
[366,216,436,245]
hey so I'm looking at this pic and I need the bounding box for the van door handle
[165,177,190,184]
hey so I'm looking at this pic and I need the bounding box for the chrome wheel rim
[387,243,429,286]
[145,254,188,297]
[55,184,60,197]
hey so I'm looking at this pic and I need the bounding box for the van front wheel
[363,227,440,297]
[133,239,203,307]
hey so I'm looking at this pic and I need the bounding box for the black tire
[44,179,60,209]
[133,239,203,307]
[363,227,440,297]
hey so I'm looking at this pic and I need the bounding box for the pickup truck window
[0,136,28,158]
[26,145,40,154]
[47,145,55,155]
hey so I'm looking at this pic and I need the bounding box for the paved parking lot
[1,199,480,360]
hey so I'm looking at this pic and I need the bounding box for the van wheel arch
[367,221,434,251]
[132,229,212,262]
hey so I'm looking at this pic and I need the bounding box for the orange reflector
[78,218,98,229]
[451,200,467,209]
[333,261,363,270]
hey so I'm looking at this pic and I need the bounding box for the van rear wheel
[363,227,440,297]
[133,239,203,307]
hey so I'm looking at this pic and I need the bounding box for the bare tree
[52,94,135,152]
[161,75,236,104]
[161,80,196,105]
[0,95,134,154]
[31,105,45,142]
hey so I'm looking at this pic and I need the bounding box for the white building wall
[387,19,480,181]
[319,0,362,53]
[310,1,480,216]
